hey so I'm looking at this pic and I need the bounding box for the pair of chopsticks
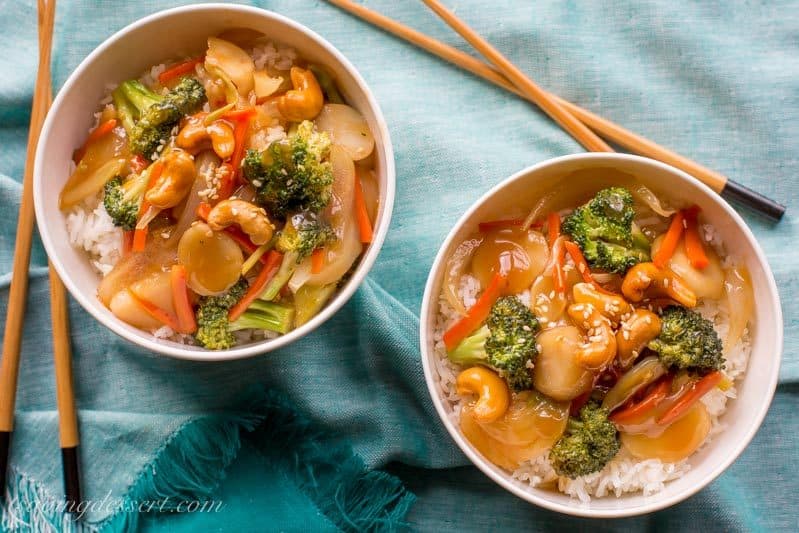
[0,0,81,509]
[326,0,785,221]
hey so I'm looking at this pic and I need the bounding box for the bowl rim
[419,152,783,518]
[33,3,396,361]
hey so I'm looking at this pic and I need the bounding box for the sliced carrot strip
[228,250,284,322]
[223,108,258,122]
[127,288,180,330]
[609,375,673,424]
[122,230,134,257]
[74,119,117,162]
[311,248,325,274]
[132,162,164,252]
[225,109,256,182]
[129,154,148,174]
[443,273,507,351]
[158,56,204,84]
[653,211,685,268]
[215,162,236,201]
[564,240,595,285]
[656,371,722,426]
[353,173,373,244]
[170,265,197,334]
[682,206,709,269]
[196,202,212,221]
[552,236,567,294]
[547,212,561,246]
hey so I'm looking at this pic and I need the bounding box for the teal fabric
[1,0,797,531]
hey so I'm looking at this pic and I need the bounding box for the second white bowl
[419,153,782,517]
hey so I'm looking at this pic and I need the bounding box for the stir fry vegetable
[444,182,749,485]
[60,32,379,350]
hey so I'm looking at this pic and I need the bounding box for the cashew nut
[176,114,235,160]
[616,309,662,369]
[277,67,324,122]
[456,366,511,423]
[207,199,274,245]
[572,282,631,326]
[144,150,196,209]
[566,303,617,370]
[621,262,697,308]
[206,121,235,159]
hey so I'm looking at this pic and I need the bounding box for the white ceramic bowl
[419,153,782,517]
[34,4,395,361]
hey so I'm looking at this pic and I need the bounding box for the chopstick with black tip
[0,0,58,500]
[35,0,82,509]
[325,0,785,220]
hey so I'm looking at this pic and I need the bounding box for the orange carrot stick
[129,154,149,174]
[656,371,722,426]
[122,230,134,257]
[228,250,284,322]
[170,265,197,334]
[653,211,685,268]
[215,163,236,201]
[158,56,204,84]
[609,376,673,424]
[443,273,507,351]
[226,108,256,182]
[547,212,561,246]
[73,118,117,162]
[311,248,325,274]
[196,202,212,220]
[682,206,709,269]
[132,162,163,252]
[127,289,180,330]
[551,236,567,294]
[563,240,596,285]
[353,173,373,244]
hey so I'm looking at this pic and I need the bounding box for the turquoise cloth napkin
[1,0,797,531]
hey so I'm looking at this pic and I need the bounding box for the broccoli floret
[112,78,205,159]
[242,121,333,217]
[229,300,295,335]
[261,212,335,301]
[562,187,650,274]
[549,402,620,479]
[102,173,150,230]
[194,279,248,350]
[448,296,539,391]
[648,306,724,372]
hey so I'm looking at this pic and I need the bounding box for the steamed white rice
[65,40,297,345]
[432,230,751,502]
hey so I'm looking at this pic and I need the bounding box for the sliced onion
[724,265,753,354]
[297,146,362,287]
[300,219,362,287]
[521,190,557,230]
[60,158,126,210]
[443,237,483,316]
[326,145,356,233]
[314,104,374,161]
[602,356,667,412]
[205,37,255,97]
[628,183,675,217]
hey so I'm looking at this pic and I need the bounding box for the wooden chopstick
[420,0,612,153]
[0,0,57,497]
[36,0,81,508]
[325,0,785,220]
